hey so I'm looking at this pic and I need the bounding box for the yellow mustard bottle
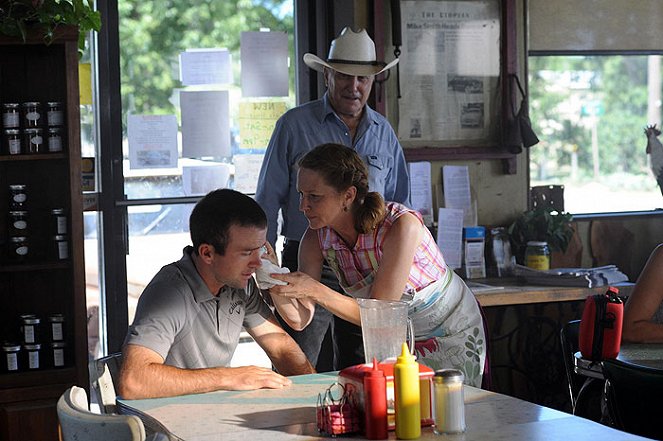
[394,342,421,439]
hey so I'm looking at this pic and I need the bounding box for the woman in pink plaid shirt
[269,143,485,386]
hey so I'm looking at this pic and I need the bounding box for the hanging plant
[0,0,101,55]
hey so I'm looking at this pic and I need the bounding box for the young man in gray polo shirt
[119,189,314,399]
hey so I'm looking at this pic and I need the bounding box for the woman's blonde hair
[298,143,386,233]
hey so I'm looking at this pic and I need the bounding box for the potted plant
[507,207,575,267]
[0,0,101,54]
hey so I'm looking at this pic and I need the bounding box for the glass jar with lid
[48,314,66,341]
[2,103,20,128]
[9,236,29,262]
[8,210,28,236]
[24,128,43,153]
[22,102,42,128]
[46,102,64,126]
[525,241,551,270]
[4,128,21,154]
[47,127,63,152]
[2,343,21,373]
[51,208,67,235]
[9,184,27,209]
[23,343,41,370]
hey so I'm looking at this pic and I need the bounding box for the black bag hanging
[504,74,540,154]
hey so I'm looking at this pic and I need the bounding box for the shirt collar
[178,246,221,304]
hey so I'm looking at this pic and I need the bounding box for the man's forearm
[119,363,232,399]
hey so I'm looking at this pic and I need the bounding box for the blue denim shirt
[255,93,411,245]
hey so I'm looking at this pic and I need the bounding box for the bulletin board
[384,0,520,172]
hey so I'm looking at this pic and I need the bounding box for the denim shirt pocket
[364,154,393,194]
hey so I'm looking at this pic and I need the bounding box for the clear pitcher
[357,298,414,364]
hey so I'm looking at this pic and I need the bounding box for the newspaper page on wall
[398,0,501,142]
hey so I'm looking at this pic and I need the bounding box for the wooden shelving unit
[0,26,88,441]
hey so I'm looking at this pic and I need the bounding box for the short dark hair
[189,189,267,255]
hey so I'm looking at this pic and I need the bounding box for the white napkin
[255,258,290,289]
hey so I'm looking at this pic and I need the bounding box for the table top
[471,279,634,307]
[575,343,663,379]
[117,372,649,441]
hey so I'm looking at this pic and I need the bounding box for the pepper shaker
[433,369,466,434]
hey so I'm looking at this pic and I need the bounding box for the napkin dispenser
[338,362,434,430]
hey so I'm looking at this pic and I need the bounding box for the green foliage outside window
[529,56,656,190]
[118,0,294,132]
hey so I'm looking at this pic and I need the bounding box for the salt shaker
[433,369,465,434]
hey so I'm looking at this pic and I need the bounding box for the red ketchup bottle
[364,358,388,440]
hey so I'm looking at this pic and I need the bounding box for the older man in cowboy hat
[255,27,410,372]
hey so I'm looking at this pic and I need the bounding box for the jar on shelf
[2,103,20,129]
[9,184,27,209]
[2,343,21,373]
[50,342,66,368]
[48,314,66,341]
[4,128,21,155]
[8,210,28,236]
[23,343,41,370]
[52,235,69,260]
[525,241,551,271]
[9,236,29,262]
[46,102,64,127]
[51,208,67,235]
[24,128,43,153]
[20,315,40,344]
[22,102,42,128]
[47,127,63,152]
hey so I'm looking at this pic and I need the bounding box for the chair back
[603,359,663,440]
[89,352,123,413]
[57,386,146,441]
[560,320,582,405]
[560,319,604,421]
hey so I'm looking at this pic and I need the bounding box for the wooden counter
[469,279,634,307]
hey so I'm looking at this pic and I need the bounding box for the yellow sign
[79,63,92,105]
[238,101,286,150]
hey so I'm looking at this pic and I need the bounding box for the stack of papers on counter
[512,264,629,287]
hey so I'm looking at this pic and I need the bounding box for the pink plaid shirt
[317,202,447,292]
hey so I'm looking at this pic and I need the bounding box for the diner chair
[89,352,123,414]
[57,385,147,441]
[560,320,603,421]
[603,358,663,440]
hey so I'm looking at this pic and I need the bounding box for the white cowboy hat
[303,27,399,77]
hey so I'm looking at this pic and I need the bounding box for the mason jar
[2,103,20,128]
[525,241,551,271]
[22,102,42,128]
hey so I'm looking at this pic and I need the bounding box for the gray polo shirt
[124,246,273,369]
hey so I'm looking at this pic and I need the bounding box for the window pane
[528,55,662,214]
[119,0,295,199]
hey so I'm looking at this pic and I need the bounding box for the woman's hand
[269,271,321,301]
[261,242,280,266]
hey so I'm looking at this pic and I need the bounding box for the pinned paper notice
[234,154,264,194]
[79,63,92,105]
[179,49,232,86]
[180,91,230,158]
[182,163,231,196]
[443,165,476,226]
[238,101,286,150]
[240,31,289,97]
[127,114,178,169]
[437,207,464,269]
[409,161,433,226]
